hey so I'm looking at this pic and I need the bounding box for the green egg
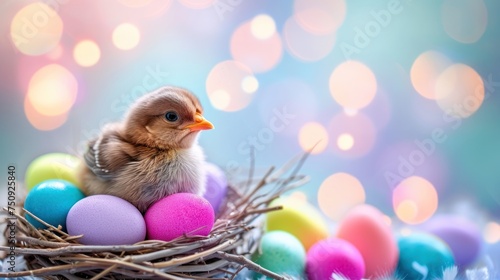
[396,233,455,279]
[251,230,306,279]
[25,153,82,190]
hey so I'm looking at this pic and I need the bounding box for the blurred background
[0,0,499,241]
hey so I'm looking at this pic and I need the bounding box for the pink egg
[145,193,215,241]
[336,204,399,278]
[306,238,365,280]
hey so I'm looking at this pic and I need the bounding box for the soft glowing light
[27,64,78,116]
[318,173,365,221]
[289,191,308,203]
[298,122,328,154]
[210,90,231,110]
[206,60,257,112]
[329,112,377,158]
[230,21,282,73]
[393,176,438,225]
[241,76,259,94]
[73,40,101,67]
[442,0,487,43]
[337,133,354,151]
[283,17,336,62]
[10,3,64,56]
[24,96,68,131]
[329,61,377,110]
[410,51,452,100]
[250,14,276,40]
[112,23,140,50]
[178,0,215,9]
[294,0,346,35]
[395,200,418,222]
[435,64,484,118]
[484,222,500,244]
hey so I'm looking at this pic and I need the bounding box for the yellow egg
[25,153,82,190]
[266,196,329,250]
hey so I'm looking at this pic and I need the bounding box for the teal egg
[24,179,85,231]
[251,230,306,279]
[396,233,455,279]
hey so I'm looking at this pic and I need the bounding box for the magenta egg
[306,238,365,280]
[145,193,215,241]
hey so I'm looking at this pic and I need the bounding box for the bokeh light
[206,60,257,112]
[27,64,78,116]
[293,0,346,35]
[24,95,68,131]
[283,17,336,62]
[329,61,377,110]
[230,19,282,73]
[251,14,276,40]
[410,51,452,100]
[318,172,366,221]
[178,0,215,9]
[73,40,101,67]
[241,76,259,94]
[298,122,328,154]
[442,0,487,44]
[337,133,354,151]
[484,222,500,244]
[10,3,64,56]
[435,63,484,118]
[393,176,438,225]
[289,191,308,203]
[329,112,377,158]
[112,23,140,50]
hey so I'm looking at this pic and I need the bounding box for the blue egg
[396,233,455,279]
[24,179,85,231]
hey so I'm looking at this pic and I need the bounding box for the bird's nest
[0,153,310,280]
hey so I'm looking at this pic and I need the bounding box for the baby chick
[78,86,214,213]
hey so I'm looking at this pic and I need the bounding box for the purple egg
[422,215,482,268]
[203,162,228,213]
[66,195,146,245]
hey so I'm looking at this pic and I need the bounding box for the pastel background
[0,0,499,242]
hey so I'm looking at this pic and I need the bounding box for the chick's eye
[164,111,179,122]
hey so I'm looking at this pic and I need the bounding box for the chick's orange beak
[185,113,214,132]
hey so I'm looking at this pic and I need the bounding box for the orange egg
[336,204,399,278]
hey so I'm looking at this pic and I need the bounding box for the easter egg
[251,231,306,279]
[24,179,85,231]
[396,233,455,279]
[422,215,482,268]
[145,193,215,241]
[306,238,365,280]
[266,196,329,250]
[66,195,146,245]
[203,162,228,213]
[25,153,81,190]
[336,204,399,278]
